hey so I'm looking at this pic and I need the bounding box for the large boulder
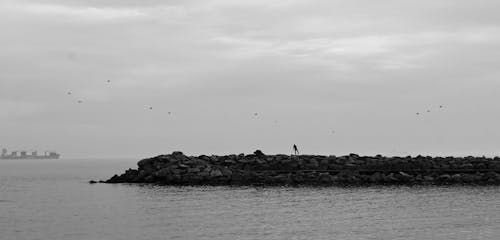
[318,173,333,184]
[485,171,500,183]
[220,167,233,178]
[437,174,451,182]
[210,169,223,178]
[395,171,414,182]
[172,151,184,157]
[369,172,384,183]
[254,150,265,158]
[281,158,299,170]
[137,158,156,170]
[273,174,293,185]
[154,168,171,178]
[305,159,319,169]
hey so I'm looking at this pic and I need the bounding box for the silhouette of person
[293,144,299,155]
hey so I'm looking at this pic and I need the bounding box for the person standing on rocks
[293,144,299,155]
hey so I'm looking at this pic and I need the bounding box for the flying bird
[254,113,258,116]
[77,100,83,104]
[67,91,72,95]
[168,111,171,115]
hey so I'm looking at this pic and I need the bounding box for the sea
[1,158,499,240]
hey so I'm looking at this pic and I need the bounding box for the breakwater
[105,151,500,185]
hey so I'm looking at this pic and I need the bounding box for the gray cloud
[1,0,500,158]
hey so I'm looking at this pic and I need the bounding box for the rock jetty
[105,151,500,186]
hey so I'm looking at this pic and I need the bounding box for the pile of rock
[104,151,500,186]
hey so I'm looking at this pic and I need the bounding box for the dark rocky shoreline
[104,151,500,186]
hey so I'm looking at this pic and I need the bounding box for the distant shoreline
[103,151,500,186]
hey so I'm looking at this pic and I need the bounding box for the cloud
[2,0,500,157]
[1,2,145,21]
[210,27,500,72]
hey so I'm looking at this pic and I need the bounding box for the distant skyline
[2,0,500,158]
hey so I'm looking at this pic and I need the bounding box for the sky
[1,0,500,158]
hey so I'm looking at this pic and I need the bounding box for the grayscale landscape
[1,0,500,239]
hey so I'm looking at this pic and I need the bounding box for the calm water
[1,159,499,240]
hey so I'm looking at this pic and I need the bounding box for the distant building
[0,148,60,160]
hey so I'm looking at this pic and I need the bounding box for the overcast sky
[1,0,500,158]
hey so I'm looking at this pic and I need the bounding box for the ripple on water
[1,160,500,240]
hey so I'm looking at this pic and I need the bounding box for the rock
[440,164,450,170]
[210,169,223,178]
[132,170,150,182]
[344,163,357,169]
[292,174,305,184]
[223,159,236,165]
[144,175,155,183]
[255,158,268,167]
[318,173,332,183]
[328,163,342,170]
[172,151,184,157]
[273,174,292,184]
[415,174,424,182]
[396,171,414,182]
[353,160,365,165]
[254,150,265,158]
[402,171,411,176]
[184,174,203,184]
[423,176,434,182]
[105,174,120,183]
[154,168,170,177]
[485,171,500,182]
[461,174,475,183]
[349,153,359,160]
[163,173,178,183]
[137,158,156,170]
[177,164,189,170]
[438,174,451,182]
[451,174,463,182]
[369,172,384,183]
[188,167,201,173]
[281,158,299,170]
[305,159,319,169]
[318,159,329,170]
[88,180,97,184]
[337,170,358,183]
[105,152,500,186]
[386,173,398,182]
[476,163,486,169]
[153,160,169,170]
[220,167,232,177]
[198,169,210,179]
